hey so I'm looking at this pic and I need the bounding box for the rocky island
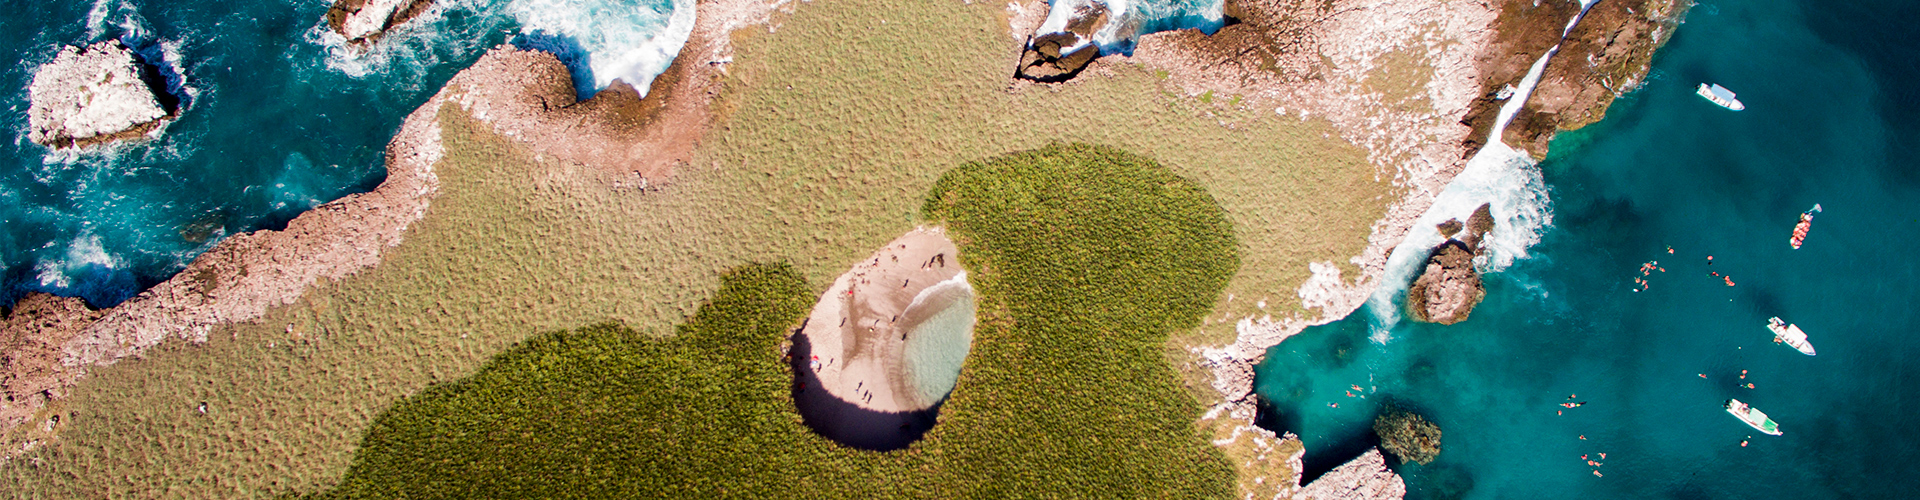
[1407,203,1495,325]
[1374,406,1443,465]
[325,0,435,44]
[26,40,175,149]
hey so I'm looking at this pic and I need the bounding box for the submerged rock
[326,0,435,44]
[1296,448,1407,500]
[1374,406,1443,465]
[1016,0,1110,82]
[1406,203,1494,325]
[27,41,173,149]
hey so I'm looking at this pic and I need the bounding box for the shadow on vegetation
[788,332,940,451]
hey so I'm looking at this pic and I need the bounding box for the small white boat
[1726,398,1783,436]
[1697,83,1746,111]
[1767,317,1817,356]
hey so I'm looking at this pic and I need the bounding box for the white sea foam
[1361,1,1603,338]
[508,0,696,97]
[314,0,695,98]
[35,234,120,289]
[1034,0,1223,55]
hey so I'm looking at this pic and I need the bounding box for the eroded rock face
[1296,448,1407,500]
[1016,0,1109,82]
[1406,203,1494,325]
[27,41,172,149]
[326,0,435,44]
[1462,0,1689,156]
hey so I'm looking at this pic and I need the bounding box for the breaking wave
[1035,0,1225,55]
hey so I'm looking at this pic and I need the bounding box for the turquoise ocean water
[1254,0,1920,498]
[0,0,683,308]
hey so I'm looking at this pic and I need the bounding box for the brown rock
[325,0,436,44]
[0,294,101,431]
[1463,0,1690,156]
[1436,218,1463,239]
[1407,203,1493,325]
[1015,0,1111,82]
[1296,448,1407,500]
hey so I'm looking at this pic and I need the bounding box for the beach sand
[796,227,970,414]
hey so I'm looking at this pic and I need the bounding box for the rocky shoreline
[3,0,1685,492]
[0,0,780,451]
[1009,0,1686,495]
[1462,0,1690,157]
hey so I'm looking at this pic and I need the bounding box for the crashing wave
[1033,0,1224,55]
[507,0,696,97]
[316,0,695,98]
[1360,0,1603,338]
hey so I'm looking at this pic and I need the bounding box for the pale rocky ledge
[327,0,435,44]
[27,40,172,149]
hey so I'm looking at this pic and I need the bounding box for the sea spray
[1361,0,1601,338]
[1033,0,1224,55]
[507,0,695,97]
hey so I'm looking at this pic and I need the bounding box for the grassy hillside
[2,0,1386,494]
[311,145,1236,498]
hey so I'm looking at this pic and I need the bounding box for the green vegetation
[315,264,849,498]
[918,143,1240,496]
[3,0,1387,494]
[311,145,1236,498]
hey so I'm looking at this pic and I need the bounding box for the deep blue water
[0,0,682,308]
[1254,0,1920,498]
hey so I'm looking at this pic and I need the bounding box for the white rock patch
[27,41,168,148]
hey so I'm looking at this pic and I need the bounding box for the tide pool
[0,0,684,308]
[1253,0,1920,498]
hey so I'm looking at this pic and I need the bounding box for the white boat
[1726,398,1783,436]
[1767,317,1817,356]
[1697,83,1746,111]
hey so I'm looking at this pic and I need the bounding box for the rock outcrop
[326,0,435,44]
[0,0,775,452]
[1373,406,1442,465]
[1015,0,1109,82]
[1406,203,1494,325]
[27,40,174,149]
[1296,448,1407,500]
[0,294,101,433]
[1462,0,1689,156]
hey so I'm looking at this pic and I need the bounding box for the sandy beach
[795,227,971,414]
